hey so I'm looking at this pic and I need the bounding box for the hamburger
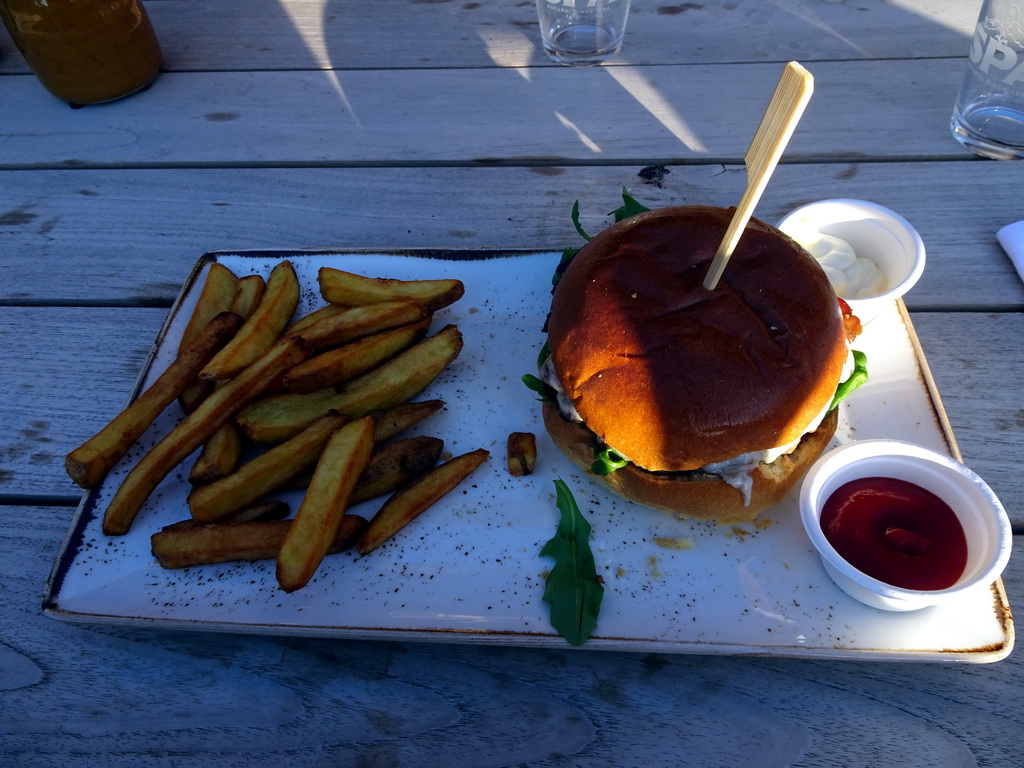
[537,204,864,524]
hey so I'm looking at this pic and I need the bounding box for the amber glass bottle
[1,0,162,104]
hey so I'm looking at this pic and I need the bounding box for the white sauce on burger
[542,351,854,506]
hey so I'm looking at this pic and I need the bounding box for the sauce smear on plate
[821,477,968,590]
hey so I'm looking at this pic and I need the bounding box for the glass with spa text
[951,0,1024,159]
[535,0,631,66]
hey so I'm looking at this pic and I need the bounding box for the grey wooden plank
[0,0,977,74]
[0,307,168,499]
[0,59,979,167]
[2,502,1021,766]
[2,164,1022,308]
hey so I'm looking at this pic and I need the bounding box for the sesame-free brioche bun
[544,205,849,520]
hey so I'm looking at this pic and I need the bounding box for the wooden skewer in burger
[539,63,866,523]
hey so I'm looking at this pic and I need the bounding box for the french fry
[220,499,291,524]
[188,419,244,485]
[65,312,244,490]
[102,334,313,536]
[188,411,348,524]
[283,318,430,393]
[234,389,339,444]
[349,435,445,505]
[179,263,240,350]
[160,499,291,531]
[330,324,463,415]
[283,303,350,337]
[151,514,366,570]
[506,432,537,477]
[287,300,427,351]
[357,448,489,555]
[201,260,300,381]
[284,404,445,490]
[178,263,240,413]
[371,400,444,444]
[186,273,263,481]
[230,274,267,319]
[237,325,462,443]
[276,416,375,593]
[289,435,445,499]
[318,267,464,312]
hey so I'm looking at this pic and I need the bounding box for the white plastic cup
[800,440,1012,612]
[777,199,926,323]
[535,0,631,66]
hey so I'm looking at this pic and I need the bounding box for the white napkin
[996,220,1024,283]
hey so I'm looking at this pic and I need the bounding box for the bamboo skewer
[702,61,814,291]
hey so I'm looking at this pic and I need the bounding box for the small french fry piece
[506,432,537,477]
[102,334,313,536]
[230,274,267,319]
[288,300,427,351]
[151,514,366,570]
[237,326,462,443]
[357,448,489,555]
[188,420,244,485]
[319,267,464,312]
[283,318,430,393]
[277,416,375,592]
[201,260,300,381]
[188,411,348,523]
[178,263,241,413]
[65,312,244,489]
[371,400,444,443]
[349,435,444,505]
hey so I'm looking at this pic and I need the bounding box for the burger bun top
[546,205,848,472]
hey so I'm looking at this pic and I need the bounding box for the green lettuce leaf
[541,479,604,646]
[522,373,557,405]
[536,339,551,369]
[609,187,651,222]
[571,200,592,242]
[551,247,577,288]
[591,446,629,476]
[555,189,648,287]
[830,349,868,411]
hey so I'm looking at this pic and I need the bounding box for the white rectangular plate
[44,250,1014,662]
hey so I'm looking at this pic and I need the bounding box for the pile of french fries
[66,259,489,593]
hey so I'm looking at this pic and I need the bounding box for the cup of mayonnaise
[777,199,926,323]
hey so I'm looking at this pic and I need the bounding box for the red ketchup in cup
[820,477,968,591]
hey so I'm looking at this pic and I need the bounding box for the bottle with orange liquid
[1,0,162,105]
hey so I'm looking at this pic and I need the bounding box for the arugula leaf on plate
[541,479,604,646]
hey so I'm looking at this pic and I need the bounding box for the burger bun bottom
[542,403,839,524]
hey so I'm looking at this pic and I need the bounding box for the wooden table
[3,1,1023,764]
